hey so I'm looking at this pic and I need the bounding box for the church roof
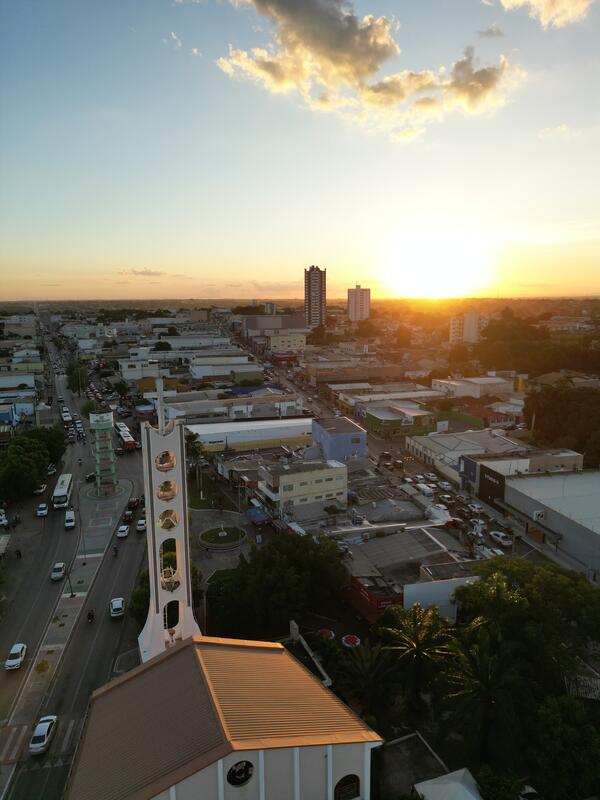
[67,636,381,800]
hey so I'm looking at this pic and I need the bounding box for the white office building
[347,284,371,322]
[449,311,486,344]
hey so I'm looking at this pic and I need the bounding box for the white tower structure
[138,380,200,663]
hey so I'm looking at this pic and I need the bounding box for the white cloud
[163,31,182,50]
[499,0,594,27]
[538,123,581,139]
[218,0,523,142]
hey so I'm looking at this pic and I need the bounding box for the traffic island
[199,526,246,550]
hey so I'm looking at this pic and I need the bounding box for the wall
[312,421,368,461]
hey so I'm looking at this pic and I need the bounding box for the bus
[52,473,73,509]
[115,421,136,451]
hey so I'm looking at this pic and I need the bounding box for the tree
[24,425,66,464]
[530,696,600,800]
[81,399,98,418]
[393,324,411,347]
[0,437,49,499]
[185,432,207,489]
[476,766,525,800]
[207,535,347,638]
[153,341,172,351]
[441,623,525,765]
[356,319,379,338]
[66,362,88,395]
[337,642,397,726]
[306,325,327,345]
[115,380,129,396]
[375,604,450,697]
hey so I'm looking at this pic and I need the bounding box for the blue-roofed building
[312,417,367,462]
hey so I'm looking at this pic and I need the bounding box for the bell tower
[138,380,200,663]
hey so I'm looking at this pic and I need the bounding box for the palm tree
[442,623,523,764]
[378,604,451,697]
[337,642,397,724]
[185,432,207,491]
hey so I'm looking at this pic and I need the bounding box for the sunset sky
[1,0,599,300]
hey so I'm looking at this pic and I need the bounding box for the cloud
[120,268,167,277]
[498,0,594,27]
[163,31,182,49]
[190,47,202,56]
[478,23,504,37]
[218,0,522,141]
[538,123,581,140]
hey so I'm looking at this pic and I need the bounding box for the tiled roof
[67,636,380,800]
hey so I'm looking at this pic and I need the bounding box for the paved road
[1,346,147,800]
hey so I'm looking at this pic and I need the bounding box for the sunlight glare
[377,228,496,299]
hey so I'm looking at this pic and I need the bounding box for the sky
[0,0,599,301]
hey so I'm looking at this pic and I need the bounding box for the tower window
[227,761,254,787]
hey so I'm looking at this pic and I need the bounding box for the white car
[5,643,27,671]
[439,481,453,491]
[424,473,437,481]
[50,562,66,581]
[47,464,57,476]
[110,597,125,618]
[28,715,58,755]
[489,530,513,547]
[36,503,49,517]
[468,503,483,513]
[116,524,130,538]
[476,544,505,559]
[414,474,425,481]
[33,484,47,495]
[136,518,146,532]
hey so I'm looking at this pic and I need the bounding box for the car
[468,503,483,513]
[47,464,57,476]
[50,562,66,581]
[122,510,134,524]
[28,715,58,755]
[5,643,27,670]
[489,530,513,547]
[456,494,469,503]
[36,503,49,517]
[403,476,414,484]
[471,517,487,528]
[438,481,453,491]
[64,510,75,529]
[424,472,437,481]
[476,544,504,559]
[393,460,404,469]
[109,597,125,618]
[427,483,437,490]
[414,474,425,481]
[115,447,124,456]
[116,524,129,538]
[33,484,47,495]
[128,497,140,510]
[136,518,146,532]
[0,513,9,529]
[85,472,95,483]
[433,503,448,511]
[439,494,454,503]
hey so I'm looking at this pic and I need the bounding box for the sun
[377,228,497,298]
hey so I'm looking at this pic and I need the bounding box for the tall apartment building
[449,311,486,344]
[347,284,371,322]
[304,265,326,329]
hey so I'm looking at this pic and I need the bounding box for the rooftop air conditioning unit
[533,510,545,522]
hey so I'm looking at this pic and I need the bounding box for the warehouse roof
[68,636,380,800]
[186,418,311,437]
[506,471,600,534]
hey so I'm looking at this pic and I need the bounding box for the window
[315,495,322,500]
[314,478,323,484]
[299,481,308,486]
[335,775,360,800]
[325,477,333,482]
[283,484,293,492]
[351,436,361,444]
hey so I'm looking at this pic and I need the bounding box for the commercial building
[502,472,600,581]
[304,265,326,329]
[448,311,486,344]
[258,459,347,511]
[67,636,381,800]
[164,390,303,423]
[364,404,436,437]
[185,418,312,452]
[347,284,371,322]
[406,429,529,484]
[265,331,307,352]
[311,417,368,461]
[431,376,514,399]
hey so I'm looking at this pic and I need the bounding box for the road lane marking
[60,718,76,753]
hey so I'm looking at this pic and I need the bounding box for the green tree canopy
[24,425,66,464]
[0,436,50,499]
[153,341,172,351]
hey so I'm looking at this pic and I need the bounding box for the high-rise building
[347,284,370,322]
[449,311,486,344]
[304,265,326,329]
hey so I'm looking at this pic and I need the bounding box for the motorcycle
[112,545,118,557]
[87,610,94,623]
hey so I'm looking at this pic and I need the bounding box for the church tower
[138,381,200,663]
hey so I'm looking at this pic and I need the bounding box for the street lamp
[66,567,76,598]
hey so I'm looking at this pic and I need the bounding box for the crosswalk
[0,715,83,765]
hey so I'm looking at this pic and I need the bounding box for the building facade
[347,284,371,322]
[312,417,368,461]
[258,459,347,511]
[449,311,486,344]
[304,265,326,329]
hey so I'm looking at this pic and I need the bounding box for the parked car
[122,510,134,524]
[28,715,58,755]
[64,510,75,529]
[468,503,483,513]
[489,530,513,547]
[476,544,504,559]
[438,481,453,491]
[136,518,146,532]
[5,643,27,670]
[33,484,47,495]
[116,524,129,538]
[36,503,49,517]
[439,494,454,503]
[414,474,425,482]
[47,464,57,476]
[128,497,140,510]
[403,476,414,484]
[424,472,437,481]
[50,562,66,581]
[109,597,125,618]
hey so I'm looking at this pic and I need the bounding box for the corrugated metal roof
[67,636,381,800]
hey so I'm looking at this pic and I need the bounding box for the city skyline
[1,0,599,301]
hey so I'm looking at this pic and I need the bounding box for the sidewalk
[0,481,131,793]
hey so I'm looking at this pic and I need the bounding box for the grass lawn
[201,527,245,545]
[187,472,237,510]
